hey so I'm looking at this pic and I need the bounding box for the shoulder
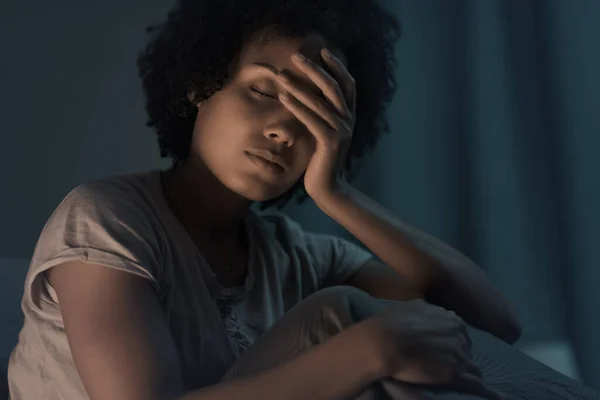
[47,171,163,231]
[253,210,302,234]
[60,171,161,210]
[24,171,167,298]
[252,210,322,248]
[32,171,165,271]
[251,209,369,259]
[251,210,373,287]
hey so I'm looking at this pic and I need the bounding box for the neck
[164,159,253,241]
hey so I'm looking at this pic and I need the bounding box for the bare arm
[313,184,522,344]
[49,261,386,400]
[184,321,383,400]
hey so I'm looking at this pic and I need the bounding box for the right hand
[361,299,504,399]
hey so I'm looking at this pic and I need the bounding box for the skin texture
[168,33,345,236]
[162,32,349,284]
[47,29,517,400]
[48,34,393,400]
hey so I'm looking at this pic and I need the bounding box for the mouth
[245,150,286,174]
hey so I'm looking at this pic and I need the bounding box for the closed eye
[251,87,276,100]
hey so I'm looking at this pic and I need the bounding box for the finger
[394,359,454,385]
[453,372,506,400]
[456,324,473,354]
[410,337,467,383]
[440,309,472,350]
[383,381,425,400]
[460,324,473,351]
[425,334,469,364]
[464,358,483,379]
[320,47,357,116]
[440,308,464,325]
[291,52,352,120]
[277,72,348,131]
[393,386,425,400]
[278,92,336,145]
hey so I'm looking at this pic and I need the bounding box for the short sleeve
[303,232,374,288]
[258,212,374,290]
[26,180,164,308]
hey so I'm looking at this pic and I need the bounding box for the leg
[439,327,600,400]
[222,286,423,399]
[223,287,600,400]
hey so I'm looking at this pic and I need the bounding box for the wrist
[340,319,390,381]
[311,181,353,214]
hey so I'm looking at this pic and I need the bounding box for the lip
[245,150,287,174]
[246,151,286,175]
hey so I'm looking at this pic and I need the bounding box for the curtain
[284,0,600,388]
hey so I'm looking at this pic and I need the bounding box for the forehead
[237,32,348,92]
[242,32,347,65]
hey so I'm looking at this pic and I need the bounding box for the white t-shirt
[7,171,373,399]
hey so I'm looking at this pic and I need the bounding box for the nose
[263,121,298,147]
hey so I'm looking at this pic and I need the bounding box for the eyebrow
[249,62,324,97]
[251,62,279,75]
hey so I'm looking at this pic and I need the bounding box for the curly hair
[137,0,401,209]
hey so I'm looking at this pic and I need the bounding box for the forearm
[180,321,384,400]
[314,184,522,343]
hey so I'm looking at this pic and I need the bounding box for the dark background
[1,0,599,389]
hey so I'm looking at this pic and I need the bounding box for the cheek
[292,139,316,172]
[194,101,249,142]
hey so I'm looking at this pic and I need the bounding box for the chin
[225,173,297,203]
[238,187,287,203]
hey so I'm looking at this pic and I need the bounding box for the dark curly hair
[137,0,400,209]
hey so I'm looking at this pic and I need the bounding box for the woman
[7,0,520,399]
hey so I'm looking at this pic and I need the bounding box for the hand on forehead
[240,32,347,96]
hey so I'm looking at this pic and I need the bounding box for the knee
[305,286,369,308]
[300,286,379,325]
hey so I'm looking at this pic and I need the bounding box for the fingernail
[292,53,306,63]
[277,72,290,82]
[322,48,334,58]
